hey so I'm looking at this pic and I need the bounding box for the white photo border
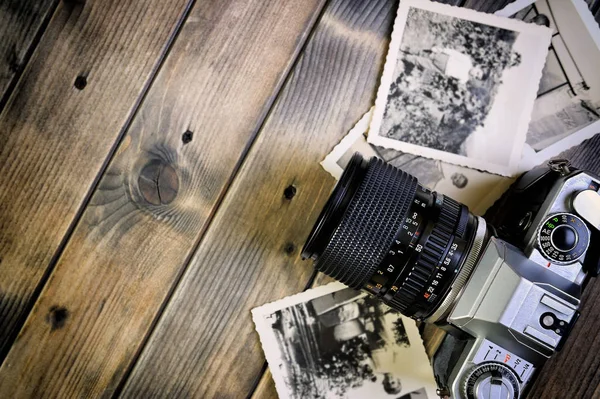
[495,0,600,169]
[252,282,437,399]
[321,109,373,180]
[368,0,552,176]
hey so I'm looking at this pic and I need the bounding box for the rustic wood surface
[0,0,56,109]
[0,0,324,397]
[120,0,401,396]
[1,0,599,398]
[0,0,192,361]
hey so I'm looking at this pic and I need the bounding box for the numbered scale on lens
[365,188,430,295]
[537,213,590,265]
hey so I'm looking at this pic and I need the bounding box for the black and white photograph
[496,0,600,169]
[322,110,514,215]
[368,0,552,176]
[252,283,437,399]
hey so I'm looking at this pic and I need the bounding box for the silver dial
[462,362,521,399]
[537,213,590,265]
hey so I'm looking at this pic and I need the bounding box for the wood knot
[138,160,179,205]
[46,306,69,331]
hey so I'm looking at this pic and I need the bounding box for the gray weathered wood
[0,0,324,397]
[120,0,402,397]
[0,0,57,109]
[463,0,514,12]
[0,0,192,360]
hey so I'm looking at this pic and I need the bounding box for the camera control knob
[537,213,590,264]
[463,362,521,399]
[551,225,577,252]
[573,189,600,231]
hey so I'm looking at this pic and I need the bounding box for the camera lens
[302,153,487,321]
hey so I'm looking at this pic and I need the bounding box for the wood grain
[0,0,57,109]
[462,0,515,13]
[120,0,402,397]
[0,0,324,397]
[252,369,279,399]
[0,0,192,359]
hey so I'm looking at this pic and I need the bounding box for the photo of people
[253,283,437,399]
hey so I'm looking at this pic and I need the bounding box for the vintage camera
[302,153,600,399]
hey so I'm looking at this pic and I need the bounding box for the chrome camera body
[302,155,600,399]
[435,161,600,399]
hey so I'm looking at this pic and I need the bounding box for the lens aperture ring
[388,196,461,317]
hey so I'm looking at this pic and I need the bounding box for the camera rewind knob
[573,189,600,231]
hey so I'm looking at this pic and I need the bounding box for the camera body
[434,160,600,399]
[302,154,600,399]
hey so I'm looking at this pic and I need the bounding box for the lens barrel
[302,153,480,321]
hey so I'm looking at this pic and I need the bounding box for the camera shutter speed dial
[537,213,590,265]
[463,362,521,399]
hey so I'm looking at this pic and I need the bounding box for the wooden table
[1,0,599,397]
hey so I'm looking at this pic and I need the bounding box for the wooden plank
[119,0,402,397]
[0,0,192,359]
[252,369,279,399]
[0,0,57,109]
[463,0,514,13]
[0,0,325,397]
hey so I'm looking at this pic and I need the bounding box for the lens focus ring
[314,157,418,289]
[389,197,460,314]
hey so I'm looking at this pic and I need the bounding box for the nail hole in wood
[284,242,296,255]
[182,130,193,144]
[283,185,297,200]
[74,75,87,90]
[46,306,69,331]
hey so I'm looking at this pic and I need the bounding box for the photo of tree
[381,7,521,155]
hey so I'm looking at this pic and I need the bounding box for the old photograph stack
[252,283,437,399]
[323,0,600,213]
[368,0,552,176]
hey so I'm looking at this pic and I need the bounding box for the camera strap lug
[548,159,572,176]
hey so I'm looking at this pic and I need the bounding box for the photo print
[368,0,552,176]
[252,282,437,399]
[322,110,514,216]
[496,0,600,168]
